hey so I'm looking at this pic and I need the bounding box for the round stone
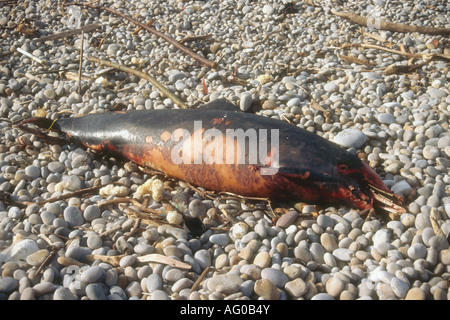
[276,210,299,228]
[80,266,105,284]
[317,214,334,229]
[33,282,55,297]
[407,243,427,260]
[25,165,40,179]
[145,274,163,293]
[324,81,338,92]
[87,234,102,250]
[194,249,211,269]
[405,287,426,300]
[332,248,354,261]
[285,278,307,298]
[206,274,243,295]
[0,277,18,293]
[63,206,84,227]
[422,145,440,160]
[254,279,279,300]
[48,161,65,173]
[261,268,288,288]
[240,93,252,112]
[326,276,345,298]
[86,283,106,300]
[377,113,396,124]
[83,205,101,222]
[311,293,334,300]
[333,129,367,148]
[209,233,230,246]
[253,251,271,269]
[53,287,78,300]
[320,233,338,252]
[26,249,49,266]
[391,277,410,299]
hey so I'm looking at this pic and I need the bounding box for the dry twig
[137,253,192,269]
[332,10,450,36]
[36,23,100,42]
[87,56,188,108]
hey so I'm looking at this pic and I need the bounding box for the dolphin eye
[337,164,349,174]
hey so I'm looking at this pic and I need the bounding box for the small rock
[53,287,78,300]
[324,82,338,92]
[285,278,307,298]
[333,129,367,148]
[276,210,299,228]
[86,283,107,300]
[240,93,252,112]
[261,268,288,288]
[145,274,163,293]
[0,276,18,293]
[426,87,446,99]
[377,113,396,125]
[80,266,105,284]
[253,251,271,269]
[326,276,345,298]
[254,279,279,300]
[317,214,334,229]
[407,243,427,260]
[391,277,410,299]
[405,287,426,300]
[63,206,84,227]
[207,274,243,295]
[26,249,49,266]
[311,293,334,300]
[209,233,230,246]
[332,248,354,261]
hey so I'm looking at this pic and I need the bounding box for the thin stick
[189,266,212,295]
[36,23,100,42]
[137,253,192,269]
[98,197,166,216]
[78,31,84,94]
[87,56,188,108]
[16,47,48,66]
[37,184,105,205]
[332,9,450,36]
[342,43,450,62]
[32,247,59,279]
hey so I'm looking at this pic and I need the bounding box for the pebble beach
[0,0,449,301]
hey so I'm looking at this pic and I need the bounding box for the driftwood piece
[137,253,192,270]
[332,10,450,36]
[342,43,450,62]
[36,23,101,42]
[87,56,188,109]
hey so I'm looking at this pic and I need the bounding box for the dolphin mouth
[367,184,406,216]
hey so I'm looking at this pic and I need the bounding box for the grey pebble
[0,277,18,293]
[207,273,243,295]
[194,249,211,269]
[332,248,354,262]
[209,233,230,246]
[80,266,105,284]
[86,283,107,300]
[261,268,289,288]
[240,93,252,112]
[83,205,101,222]
[145,274,163,293]
[33,282,54,297]
[48,161,65,173]
[333,129,367,149]
[63,206,84,227]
